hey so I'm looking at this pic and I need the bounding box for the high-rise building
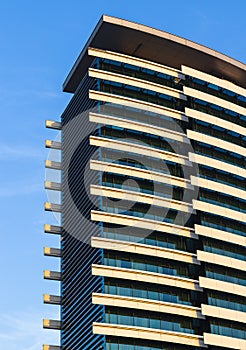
[43,15,246,350]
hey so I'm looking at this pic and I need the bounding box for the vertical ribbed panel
[61,73,105,350]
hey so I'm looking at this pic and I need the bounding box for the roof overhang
[63,15,246,93]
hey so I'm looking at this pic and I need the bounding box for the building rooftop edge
[63,14,246,93]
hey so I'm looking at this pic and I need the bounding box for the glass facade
[44,16,246,350]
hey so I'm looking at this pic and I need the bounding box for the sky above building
[0,1,245,349]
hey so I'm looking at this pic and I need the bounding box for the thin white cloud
[0,310,59,350]
[0,87,62,101]
[0,144,44,160]
[0,182,42,197]
[33,90,62,99]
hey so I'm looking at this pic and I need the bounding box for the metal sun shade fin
[45,120,62,130]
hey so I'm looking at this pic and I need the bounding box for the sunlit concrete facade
[43,15,246,350]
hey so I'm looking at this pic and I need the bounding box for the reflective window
[102,224,196,253]
[100,125,186,155]
[101,172,185,201]
[199,165,246,191]
[201,213,246,237]
[192,119,246,149]
[211,320,246,340]
[193,141,246,170]
[96,57,184,91]
[98,103,186,133]
[206,265,246,287]
[191,98,246,128]
[199,188,246,214]
[104,279,199,306]
[186,76,246,109]
[105,308,201,335]
[106,337,202,350]
[204,238,246,261]
[103,250,197,279]
[102,198,195,227]
[100,80,185,112]
[100,148,184,178]
[208,291,246,312]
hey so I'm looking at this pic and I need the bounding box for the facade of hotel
[43,16,246,350]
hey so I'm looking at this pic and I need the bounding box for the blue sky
[0,1,246,349]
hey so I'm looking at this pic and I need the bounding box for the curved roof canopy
[63,15,246,93]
